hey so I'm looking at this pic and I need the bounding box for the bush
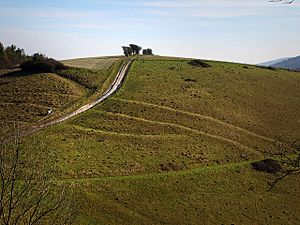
[20,54,68,72]
[188,59,211,68]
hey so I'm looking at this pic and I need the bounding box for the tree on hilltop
[122,46,133,57]
[129,44,142,55]
[143,49,153,55]
[122,44,153,57]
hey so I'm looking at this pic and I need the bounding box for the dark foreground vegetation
[0,128,76,224]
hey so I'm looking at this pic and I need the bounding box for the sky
[0,0,300,64]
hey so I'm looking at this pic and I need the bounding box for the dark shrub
[188,59,211,68]
[251,159,282,174]
[20,54,68,73]
[21,60,54,72]
[47,58,68,71]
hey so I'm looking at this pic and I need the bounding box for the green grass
[57,67,107,91]
[117,57,300,141]
[0,57,126,129]
[6,56,300,224]
[61,56,121,70]
[0,71,87,127]
[72,163,300,225]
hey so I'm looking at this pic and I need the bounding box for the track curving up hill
[29,58,134,133]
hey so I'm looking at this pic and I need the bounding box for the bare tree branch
[270,0,295,4]
[268,139,300,190]
[0,126,76,224]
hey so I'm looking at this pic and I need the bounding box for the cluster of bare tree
[252,138,300,190]
[268,139,300,189]
[122,44,153,57]
[0,128,76,224]
[270,0,294,4]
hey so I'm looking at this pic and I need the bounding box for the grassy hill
[0,70,87,128]
[2,56,300,224]
[0,56,123,130]
[61,56,121,70]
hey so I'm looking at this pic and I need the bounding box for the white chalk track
[32,58,134,132]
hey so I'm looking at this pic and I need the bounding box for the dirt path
[26,58,134,135]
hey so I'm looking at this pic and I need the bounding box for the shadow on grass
[251,159,282,174]
[1,69,41,79]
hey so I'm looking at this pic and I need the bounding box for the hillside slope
[0,57,125,130]
[259,57,288,67]
[272,55,300,71]
[61,56,120,70]
[0,71,87,128]
[20,56,300,224]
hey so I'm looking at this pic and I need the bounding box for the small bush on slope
[251,159,282,173]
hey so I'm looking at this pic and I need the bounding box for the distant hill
[271,55,300,71]
[259,58,288,67]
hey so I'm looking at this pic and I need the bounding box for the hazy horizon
[1,0,300,64]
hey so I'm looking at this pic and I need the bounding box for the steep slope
[0,71,87,128]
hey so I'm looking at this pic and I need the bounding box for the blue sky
[0,0,300,63]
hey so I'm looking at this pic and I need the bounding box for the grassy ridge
[0,71,87,127]
[61,56,120,70]
[57,68,106,91]
[117,58,300,141]
[14,56,300,224]
[0,57,125,129]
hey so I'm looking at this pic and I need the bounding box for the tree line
[122,44,153,57]
[0,42,27,69]
[0,41,68,72]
